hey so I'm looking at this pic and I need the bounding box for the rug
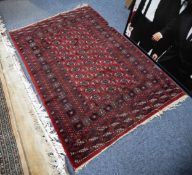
[0,80,24,175]
[9,6,186,170]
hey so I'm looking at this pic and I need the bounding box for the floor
[1,1,192,175]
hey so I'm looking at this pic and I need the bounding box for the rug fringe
[0,17,69,175]
[141,95,188,125]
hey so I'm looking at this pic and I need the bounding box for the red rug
[10,6,185,170]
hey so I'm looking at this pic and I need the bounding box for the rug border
[76,93,187,171]
[9,6,187,171]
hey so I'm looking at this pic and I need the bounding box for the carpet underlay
[0,80,24,175]
[9,6,186,170]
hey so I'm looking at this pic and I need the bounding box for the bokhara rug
[10,6,186,170]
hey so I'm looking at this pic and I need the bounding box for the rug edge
[9,3,89,32]
[75,93,188,171]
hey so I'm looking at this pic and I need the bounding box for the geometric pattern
[0,80,24,175]
[10,6,185,170]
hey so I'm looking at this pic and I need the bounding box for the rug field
[9,6,185,170]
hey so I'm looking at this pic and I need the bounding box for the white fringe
[0,17,68,175]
